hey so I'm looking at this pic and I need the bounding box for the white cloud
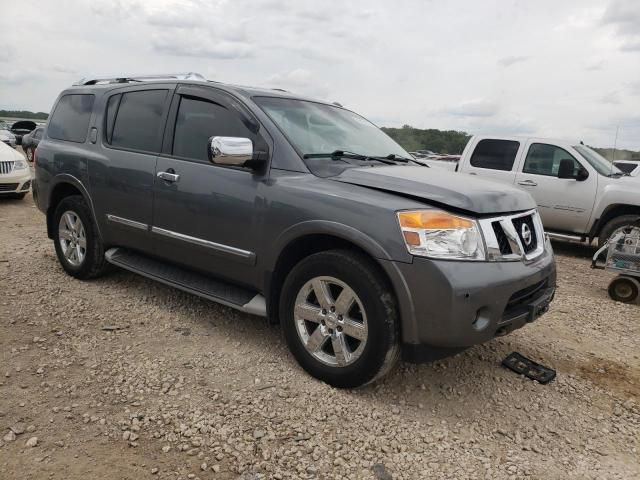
[601,0,640,52]
[446,99,500,118]
[498,56,529,67]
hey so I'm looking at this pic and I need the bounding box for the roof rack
[73,72,206,86]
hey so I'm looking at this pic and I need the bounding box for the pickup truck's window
[48,94,95,143]
[470,139,519,171]
[111,90,168,153]
[523,143,580,177]
[172,96,253,162]
[614,162,637,174]
[574,145,623,176]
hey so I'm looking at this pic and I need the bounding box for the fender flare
[46,174,102,239]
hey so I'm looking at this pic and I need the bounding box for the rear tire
[598,215,640,248]
[280,249,399,388]
[608,276,640,303]
[53,195,109,279]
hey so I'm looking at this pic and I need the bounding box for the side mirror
[576,168,589,181]
[558,158,576,179]
[208,136,258,168]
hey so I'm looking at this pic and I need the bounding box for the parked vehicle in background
[614,160,640,177]
[0,127,17,148]
[21,126,45,162]
[34,73,556,388]
[10,120,37,145]
[450,136,640,247]
[0,141,31,199]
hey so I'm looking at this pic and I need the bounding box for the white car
[0,141,31,199]
[0,128,17,148]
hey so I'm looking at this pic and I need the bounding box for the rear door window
[48,94,95,143]
[470,139,520,171]
[109,90,168,153]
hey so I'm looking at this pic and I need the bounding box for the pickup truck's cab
[454,136,640,246]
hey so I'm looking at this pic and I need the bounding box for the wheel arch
[590,203,640,240]
[46,175,98,240]
[265,222,403,326]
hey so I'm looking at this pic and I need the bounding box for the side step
[546,232,585,243]
[105,248,266,317]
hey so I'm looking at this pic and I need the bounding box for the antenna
[611,125,619,176]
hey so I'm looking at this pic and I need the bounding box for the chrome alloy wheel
[58,211,87,267]
[294,276,368,367]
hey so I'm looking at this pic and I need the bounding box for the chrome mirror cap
[208,136,253,166]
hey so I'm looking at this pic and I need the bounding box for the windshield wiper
[303,150,398,165]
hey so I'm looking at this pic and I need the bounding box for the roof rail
[73,72,206,86]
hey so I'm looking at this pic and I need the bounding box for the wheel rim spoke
[334,286,355,315]
[59,229,73,241]
[311,279,333,310]
[306,326,329,352]
[331,333,349,366]
[295,303,323,324]
[341,317,366,341]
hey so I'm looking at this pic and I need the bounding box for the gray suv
[34,73,556,388]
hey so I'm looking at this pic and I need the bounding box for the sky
[1,0,639,149]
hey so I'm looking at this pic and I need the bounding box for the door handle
[517,180,537,186]
[157,171,180,183]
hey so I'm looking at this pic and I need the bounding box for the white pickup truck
[425,136,640,247]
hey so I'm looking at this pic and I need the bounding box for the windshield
[254,97,411,160]
[574,145,623,176]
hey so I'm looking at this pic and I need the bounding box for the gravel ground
[0,193,639,480]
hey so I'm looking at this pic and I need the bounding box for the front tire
[53,195,109,279]
[280,250,399,388]
[598,215,640,248]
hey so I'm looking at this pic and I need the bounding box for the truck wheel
[53,195,109,279]
[598,215,640,248]
[608,276,639,303]
[280,250,399,388]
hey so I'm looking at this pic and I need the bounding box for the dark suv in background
[34,73,556,388]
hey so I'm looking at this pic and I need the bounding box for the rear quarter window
[470,139,520,171]
[47,94,95,143]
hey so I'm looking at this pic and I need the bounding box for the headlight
[14,159,28,170]
[397,210,486,260]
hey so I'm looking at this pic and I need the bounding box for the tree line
[0,110,49,120]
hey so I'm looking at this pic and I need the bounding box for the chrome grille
[479,209,545,262]
[0,161,14,175]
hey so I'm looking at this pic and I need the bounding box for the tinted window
[615,162,637,174]
[48,94,95,143]
[470,139,520,171]
[111,90,168,153]
[33,128,43,140]
[172,96,254,162]
[523,143,580,177]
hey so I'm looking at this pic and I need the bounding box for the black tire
[598,215,640,248]
[608,276,639,303]
[10,192,26,200]
[280,249,399,388]
[53,195,109,279]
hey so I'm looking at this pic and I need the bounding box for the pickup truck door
[514,142,597,233]
[460,138,523,185]
[151,85,268,287]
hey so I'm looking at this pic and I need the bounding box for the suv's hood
[331,166,536,215]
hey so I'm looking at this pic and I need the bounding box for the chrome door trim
[106,214,149,231]
[150,226,255,260]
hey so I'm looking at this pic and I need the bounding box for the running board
[546,232,585,243]
[105,248,266,317]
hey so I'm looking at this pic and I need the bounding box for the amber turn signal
[398,210,474,230]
